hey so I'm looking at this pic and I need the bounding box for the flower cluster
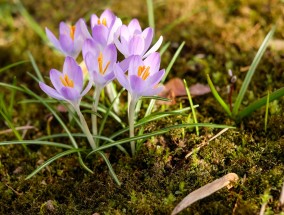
[40,9,165,155]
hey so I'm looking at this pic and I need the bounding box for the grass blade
[96,151,121,186]
[22,86,93,173]
[0,60,29,74]
[108,106,197,142]
[0,140,73,149]
[15,0,47,42]
[232,27,275,116]
[146,0,155,30]
[184,79,199,135]
[27,51,44,82]
[141,96,171,102]
[207,74,232,117]
[89,123,234,156]
[160,42,171,56]
[238,87,284,120]
[162,41,185,83]
[25,148,86,180]
[264,91,269,132]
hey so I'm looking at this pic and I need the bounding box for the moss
[1,0,284,214]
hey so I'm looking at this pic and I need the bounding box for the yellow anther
[97,52,110,75]
[60,74,74,88]
[69,25,76,41]
[97,18,107,27]
[137,66,150,80]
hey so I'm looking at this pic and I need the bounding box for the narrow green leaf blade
[25,148,86,180]
[207,74,232,117]
[238,87,284,120]
[232,27,275,116]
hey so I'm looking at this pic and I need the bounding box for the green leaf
[162,41,185,83]
[96,151,121,186]
[146,0,155,30]
[184,79,199,135]
[207,74,232,117]
[141,96,171,102]
[237,87,284,120]
[89,123,234,157]
[25,148,86,180]
[28,51,44,83]
[0,60,29,74]
[0,140,73,149]
[81,110,102,118]
[22,86,93,173]
[232,27,275,116]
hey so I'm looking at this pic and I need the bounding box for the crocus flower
[114,19,163,58]
[39,56,92,106]
[115,52,165,156]
[115,52,165,102]
[46,19,91,59]
[90,9,122,47]
[83,39,117,88]
[82,38,117,137]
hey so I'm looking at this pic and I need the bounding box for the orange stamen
[60,74,74,88]
[137,66,150,80]
[97,18,107,27]
[97,52,110,75]
[70,26,76,40]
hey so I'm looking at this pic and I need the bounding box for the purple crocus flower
[39,56,92,106]
[115,52,165,102]
[114,19,163,58]
[46,19,91,59]
[90,9,122,47]
[82,39,117,88]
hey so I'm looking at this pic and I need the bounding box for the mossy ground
[0,0,284,214]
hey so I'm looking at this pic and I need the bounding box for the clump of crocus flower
[42,9,165,156]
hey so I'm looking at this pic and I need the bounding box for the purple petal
[76,18,91,40]
[39,82,65,100]
[80,79,93,97]
[59,34,73,55]
[92,25,108,47]
[90,14,99,28]
[101,9,115,27]
[50,69,63,93]
[63,57,83,91]
[144,52,161,75]
[128,55,143,76]
[85,52,98,79]
[60,86,80,101]
[142,27,154,54]
[120,25,130,41]
[114,63,130,90]
[82,38,100,59]
[119,56,132,72]
[92,70,108,86]
[45,27,61,51]
[59,22,70,35]
[143,35,163,58]
[103,44,117,67]
[129,75,144,95]
[107,17,122,44]
[114,37,127,56]
[142,85,164,96]
[128,19,142,34]
[145,69,165,86]
[129,35,145,56]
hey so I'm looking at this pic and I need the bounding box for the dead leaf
[171,173,239,215]
[158,78,211,105]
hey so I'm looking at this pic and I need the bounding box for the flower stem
[92,86,102,143]
[74,105,96,150]
[128,98,137,156]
